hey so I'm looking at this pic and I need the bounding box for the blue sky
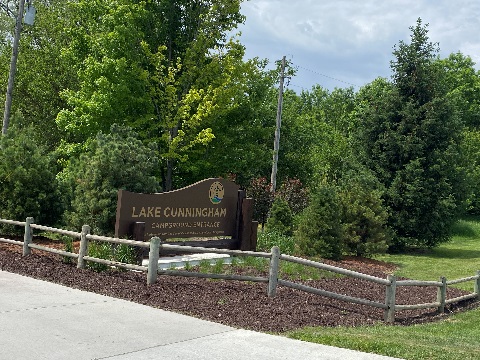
[235,0,480,92]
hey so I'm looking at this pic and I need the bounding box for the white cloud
[237,0,480,90]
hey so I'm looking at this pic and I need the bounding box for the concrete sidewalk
[0,271,402,360]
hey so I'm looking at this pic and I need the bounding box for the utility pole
[2,0,26,136]
[270,55,286,192]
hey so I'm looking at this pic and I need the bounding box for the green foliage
[279,86,356,187]
[1,0,76,148]
[63,125,159,235]
[266,197,293,236]
[57,0,151,140]
[356,19,466,251]
[86,241,137,272]
[114,244,137,265]
[295,166,389,259]
[256,229,295,255]
[438,52,480,128]
[275,178,309,215]
[295,183,344,260]
[86,241,111,272]
[212,259,225,274]
[461,129,480,214]
[0,126,63,233]
[62,236,74,264]
[56,0,247,191]
[179,58,278,188]
[241,255,268,272]
[199,259,212,273]
[338,172,390,257]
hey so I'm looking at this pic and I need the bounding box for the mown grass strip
[287,308,480,360]
[286,217,480,360]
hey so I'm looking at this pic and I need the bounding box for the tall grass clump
[87,241,112,272]
[257,229,295,255]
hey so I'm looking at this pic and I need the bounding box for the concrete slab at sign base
[142,253,232,269]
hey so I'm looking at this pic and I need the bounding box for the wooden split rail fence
[1,217,479,323]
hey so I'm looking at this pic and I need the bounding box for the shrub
[0,125,63,233]
[266,197,293,236]
[114,244,137,265]
[62,125,160,235]
[295,183,344,260]
[87,241,112,272]
[62,236,74,264]
[256,229,295,254]
[338,176,390,257]
[276,178,308,215]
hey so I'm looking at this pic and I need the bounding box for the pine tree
[357,19,466,250]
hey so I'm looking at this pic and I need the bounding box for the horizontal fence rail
[278,278,388,309]
[280,254,391,286]
[0,217,479,323]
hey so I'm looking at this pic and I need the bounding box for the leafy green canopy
[0,0,76,148]
[56,0,246,191]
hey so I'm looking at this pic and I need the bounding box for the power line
[291,62,360,89]
[0,1,16,18]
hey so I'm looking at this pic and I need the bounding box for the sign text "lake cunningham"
[131,206,228,218]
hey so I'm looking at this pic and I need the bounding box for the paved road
[0,271,402,360]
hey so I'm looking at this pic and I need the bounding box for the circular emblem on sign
[209,181,224,204]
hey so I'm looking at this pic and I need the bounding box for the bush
[86,241,112,272]
[62,125,160,235]
[338,175,390,257]
[0,126,63,233]
[276,178,308,215]
[295,169,390,259]
[295,183,344,260]
[257,229,295,254]
[266,197,293,236]
[114,244,137,265]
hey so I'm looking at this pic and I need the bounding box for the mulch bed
[1,238,478,333]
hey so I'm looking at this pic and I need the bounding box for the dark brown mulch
[0,239,478,333]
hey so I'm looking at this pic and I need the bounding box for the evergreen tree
[266,197,293,236]
[63,125,160,235]
[356,19,466,250]
[0,124,63,232]
[295,183,344,260]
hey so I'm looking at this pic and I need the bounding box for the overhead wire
[290,62,360,90]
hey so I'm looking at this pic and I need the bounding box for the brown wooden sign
[115,178,241,240]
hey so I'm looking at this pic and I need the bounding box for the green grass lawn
[286,217,480,360]
[375,217,480,291]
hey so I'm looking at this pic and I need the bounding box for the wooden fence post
[268,246,280,297]
[147,237,161,285]
[239,198,255,251]
[437,276,447,313]
[475,270,480,297]
[384,275,397,323]
[22,217,34,256]
[77,225,90,269]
